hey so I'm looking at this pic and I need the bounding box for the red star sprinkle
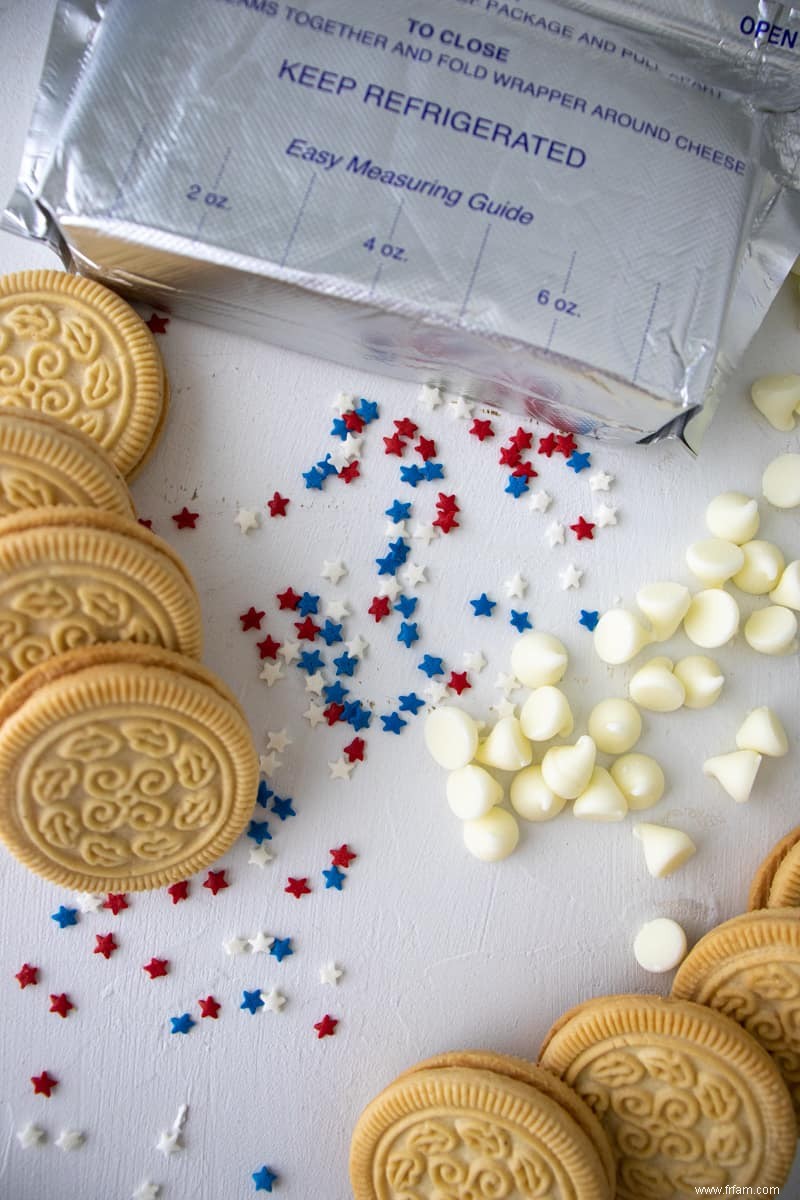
[198,995,220,1019]
[368,596,391,622]
[394,417,418,438]
[342,411,364,432]
[537,432,557,457]
[314,1014,338,1039]
[432,511,459,534]
[324,702,345,726]
[103,893,128,915]
[167,880,189,904]
[93,933,117,960]
[15,963,38,988]
[145,312,169,335]
[276,587,301,611]
[31,1071,57,1097]
[448,671,472,695]
[142,958,169,979]
[415,436,437,461]
[330,844,357,868]
[171,507,199,529]
[570,516,596,541]
[499,444,521,468]
[555,432,577,457]
[469,418,494,441]
[343,738,365,763]
[267,492,290,517]
[49,993,74,1019]
[338,461,360,484]
[436,493,460,513]
[137,518,154,530]
[511,427,534,451]
[512,462,538,480]
[203,870,229,896]
[240,606,265,632]
[295,616,321,642]
[383,432,406,457]
[256,634,281,661]
[285,877,311,899]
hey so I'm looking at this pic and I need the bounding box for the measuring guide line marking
[369,199,405,297]
[562,250,576,294]
[633,281,661,383]
[459,223,492,322]
[105,123,149,218]
[546,316,558,351]
[193,145,232,241]
[281,172,317,268]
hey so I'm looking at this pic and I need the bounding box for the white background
[1,2,799,1197]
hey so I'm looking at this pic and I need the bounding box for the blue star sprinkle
[297,649,324,674]
[400,464,424,487]
[323,681,349,705]
[398,692,425,715]
[270,795,296,821]
[394,594,417,619]
[344,701,371,730]
[319,620,343,647]
[505,473,529,498]
[385,499,411,522]
[316,455,337,480]
[423,460,444,481]
[256,780,274,808]
[333,651,358,677]
[302,466,324,490]
[355,397,379,423]
[247,820,272,844]
[322,866,346,891]
[330,417,348,440]
[418,654,444,678]
[510,610,532,633]
[252,1164,278,1193]
[397,622,419,648]
[387,538,409,566]
[381,712,408,734]
[270,937,293,963]
[51,905,78,929]
[566,451,591,473]
[297,592,320,617]
[170,1013,195,1035]
[579,609,600,631]
[376,553,399,576]
[470,593,496,617]
[241,989,265,1015]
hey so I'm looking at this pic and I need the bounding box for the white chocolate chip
[519,686,574,741]
[673,656,725,709]
[744,606,798,655]
[705,492,760,545]
[474,716,533,772]
[683,589,740,648]
[703,750,762,803]
[447,765,503,820]
[736,707,788,758]
[573,766,628,822]
[593,609,652,665]
[732,540,785,595]
[510,765,566,822]
[770,561,800,611]
[629,659,685,712]
[424,706,479,770]
[762,453,800,509]
[611,754,665,811]
[635,582,691,641]
[510,632,568,688]
[541,735,596,800]
[750,374,800,432]
[462,806,520,861]
[633,822,697,878]
[587,698,642,754]
[633,918,688,973]
[685,538,745,587]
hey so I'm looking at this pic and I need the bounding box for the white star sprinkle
[56,1129,85,1152]
[223,937,248,957]
[248,845,274,868]
[325,598,351,621]
[261,988,287,1013]
[329,757,355,781]
[341,433,362,460]
[132,1183,161,1200]
[266,729,291,753]
[258,752,280,776]
[332,391,356,414]
[559,563,584,590]
[418,384,443,411]
[494,672,522,696]
[384,519,407,538]
[278,639,300,665]
[378,578,402,602]
[305,672,326,696]
[503,573,528,599]
[449,394,474,420]
[319,962,343,986]
[248,931,275,954]
[425,681,449,705]
[234,508,259,534]
[75,892,104,913]
[411,522,438,545]
[595,502,619,528]
[17,1123,46,1149]
[589,470,614,492]
[463,650,487,674]
[259,661,284,687]
[529,490,553,513]
[156,1130,182,1157]
[303,701,326,727]
[330,443,352,471]
[545,521,566,547]
[490,698,517,720]
[321,559,348,585]
[401,561,427,588]
[346,634,369,659]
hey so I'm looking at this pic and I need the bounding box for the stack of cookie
[0,270,257,894]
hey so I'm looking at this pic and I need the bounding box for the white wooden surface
[1,2,799,1196]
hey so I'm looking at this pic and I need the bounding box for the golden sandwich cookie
[0,642,258,892]
[539,993,795,1199]
[0,506,201,692]
[0,270,168,477]
[749,825,800,910]
[0,408,134,517]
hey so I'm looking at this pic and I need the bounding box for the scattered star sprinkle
[418,384,442,410]
[419,654,445,678]
[252,1165,279,1193]
[595,502,619,528]
[346,634,368,658]
[103,892,128,915]
[469,418,494,441]
[330,844,357,868]
[55,1129,85,1152]
[145,313,169,335]
[470,593,496,617]
[235,508,260,534]
[249,845,275,868]
[49,993,75,1017]
[566,450,591,473]
[240,606,265,631]
[276,587,301,610]
[278,640,300,664]
[31,1071,58,1097]
[256,634,281,660]
[203,870,229,896]
[304,672,326,696]
[528,490,553,513]
[285,877,312,899]
[314,1014,339,1039]
[509,610,532,633]
[463,650,487,673]
[411,522,437,545]
[378,578,402,602]
[490,697,517,720]
[320,962,343,986]
[545,521,566,548]
[15,963,38,988]
[170,1013,195,1035]
[570,516,595,541]
[259,661,285,686]
[17,1123,46,1148]
[167,881,189,904]
[449,394,473,420]
[380,712,407,734]
[555,433,577,457]
[75,892,104,913]
[171,507,199,530]
[240,989,265,1015]
[579,609,600,631]
[249,932,275,954]
[262,988,287,1013]
[589,470,613,492]
[538,432,557,457]
[329,757,355,781]
[223,937,248,957]
[93,933,117,959]
[199,996,221,1019]
[321,559,348,585]
[51,905,78,929]
[448,671,471,696]
[270,937,293,963]
[322,866,346,891]
[495,672,521,696]
[503,573,528,599]
[559,563,584,590]
[398,691,425,714]
[132,1184,161,1200]
[426,681,449,705]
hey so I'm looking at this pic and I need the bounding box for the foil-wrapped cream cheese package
[5,0,800,444]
